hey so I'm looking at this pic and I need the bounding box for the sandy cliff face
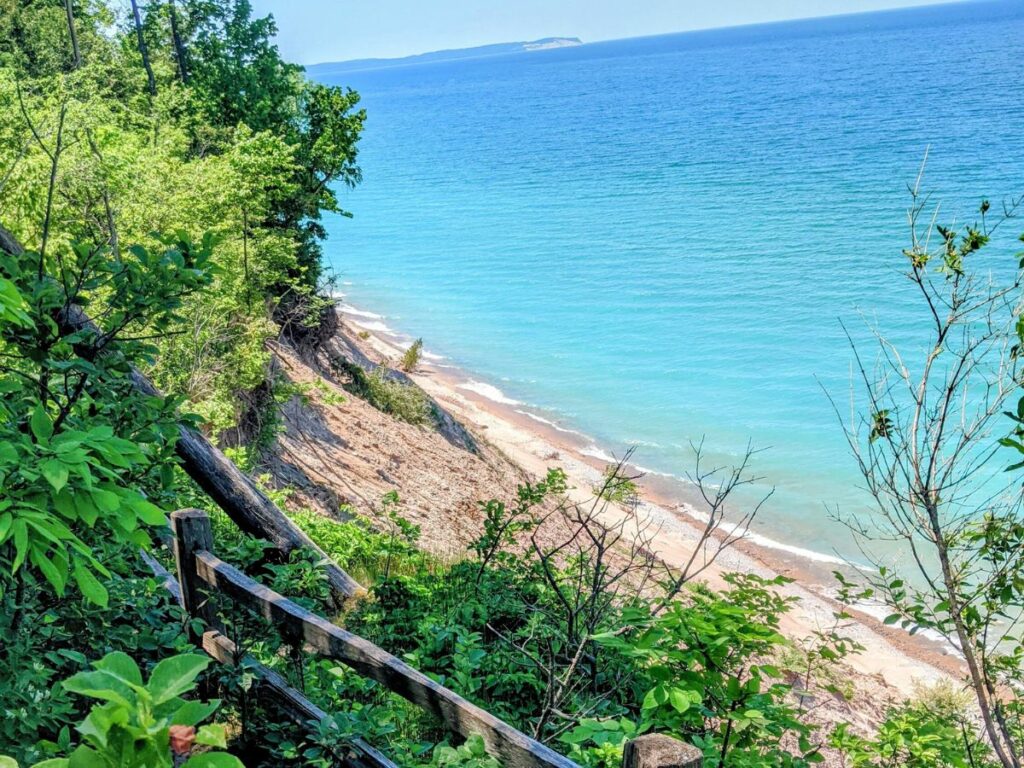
[264,336,529,559]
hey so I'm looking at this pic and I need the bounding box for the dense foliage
[0,0,364,439]
[1,2,1016,767]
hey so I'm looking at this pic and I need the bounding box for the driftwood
[0,223,364,603]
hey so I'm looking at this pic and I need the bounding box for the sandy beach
[331,304,966,706]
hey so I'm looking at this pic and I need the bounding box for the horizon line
[306,0,978,68]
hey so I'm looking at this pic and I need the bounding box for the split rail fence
[168,509,702,768]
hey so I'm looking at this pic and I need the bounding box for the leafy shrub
[292,506,434,585]
[830,701,993,767]
[0,234,214,605]
[427,734,499,768]
[1,652,242,768]
[595,574,824,765]
[350,367,433,425]
[0,543,193,764]
[560,718,639,767]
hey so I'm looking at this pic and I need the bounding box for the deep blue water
[316,1,1024,561]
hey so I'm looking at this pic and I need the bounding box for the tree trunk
[63,0,81,69]
[130,0,157,96]
[168,0,189,84]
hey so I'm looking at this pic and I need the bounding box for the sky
[248,0,961,65]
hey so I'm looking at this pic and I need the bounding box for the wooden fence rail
[170,509,702,768]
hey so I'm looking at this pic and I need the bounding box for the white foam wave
[340,306,385,320]
[579,445,618,463]
[514,409,585,436]
[675,504,850,566]
[629,463,679,480]
[423,351,445,361]
[347,319,396,334]
[458,380,522,405]
[628,440,663,449]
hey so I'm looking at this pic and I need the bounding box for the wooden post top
[623,734,702,768]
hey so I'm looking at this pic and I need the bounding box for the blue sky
[249,0,959,64]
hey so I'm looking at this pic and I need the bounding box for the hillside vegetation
[2,2,1024,767]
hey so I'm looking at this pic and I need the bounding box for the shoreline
[334,300,964,698]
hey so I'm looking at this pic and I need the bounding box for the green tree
[833,177,1024,768]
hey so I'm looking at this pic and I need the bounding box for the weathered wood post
[623,735,702,768]
[171,509,220,637]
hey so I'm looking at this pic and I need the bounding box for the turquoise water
[315,1,1024,562]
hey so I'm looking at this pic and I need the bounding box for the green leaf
[668,687,691,713]
[53,491,76,519]
[0,756,19,768]
[31,549,67,595]
[60,670,134,708]
[641,687,660,711]
[464,734,486,756]
[148,654,210,704]
[11,519,28,572]
[172,699,220,727]
[90,488,120,514]
[126,495,165,526]
[40,459,69,492]
[73,496,99,526]
[73,564,109,608]
[30,405,54,442]
[76,701,127,749]
[93,651,142,686]
[195,723,227,748]
[66,745,105,768]
[0,442,17,464]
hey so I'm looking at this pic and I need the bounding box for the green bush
[830,701,994,767]
[1,652,241,768]
[593,464,639,504]
[351,367,433,425]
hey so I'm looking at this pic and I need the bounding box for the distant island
[307,37,583,76]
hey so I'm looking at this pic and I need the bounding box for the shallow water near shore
[317,1,1024,564]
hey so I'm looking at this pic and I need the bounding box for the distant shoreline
[308,37,583,77]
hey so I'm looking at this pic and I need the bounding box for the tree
[179,1,365,302]
[129,0,157,96]
[832,171,1024,768]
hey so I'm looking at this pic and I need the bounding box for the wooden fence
[169,509,702,768]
